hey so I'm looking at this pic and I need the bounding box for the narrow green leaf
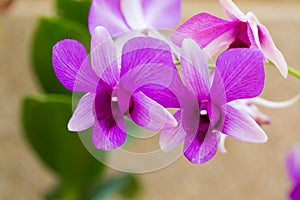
[22,94,105,188]
[55,0,91,27]
[31,17,90,95]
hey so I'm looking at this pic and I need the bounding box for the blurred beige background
[1,0,300,199]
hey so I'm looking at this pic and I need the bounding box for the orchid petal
[92,118,126,150]
[91,27,119,87]
[142,0,181,28]
[129,91,177,131]
[184,129,219,164]
[221,105,268,143]
[138,85,180,108]
[219,0,247,21]
[218,133,228,153]
[181,39,210,99]
[159,110,186,152]
[88,0,129,36]
[258,24,288,78]
[171,13,237,48]
[286,145,300,183]
[121,37,176,77]
[122,0,147,29]
[203,30,236,56]
[52,39,98,92]
[68,93,95,132]
[211,48,265,104]
[290,183,300,200]
[250,94,300,108]
[93,88,126,150]
[119,63,179,94]
[247,20,261,49]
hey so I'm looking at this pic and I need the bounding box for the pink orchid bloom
[159,39,268,164]
[88,0,181,36]
[171,0,288,78]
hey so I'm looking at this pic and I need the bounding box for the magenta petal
[129,91,177,131]
[184,129,219,164]
[52,39,98,92]
[221,104,268,143]
[219,0,247,21]
[138,85,180,108]
[91,27,120,87]
[258,25,288,78]
[159,110,186,152]
[93,88,126,150]
[92,118,126,150]
[290,184,300,200]
[121,37,176,77]
[122,0,147,29]
[119,62,180,94]
[181,39,210,99]
[142,0,181,28]
[286,145,300,183]
[211,48,265,104]
[68,93,95,132]
[88,0,129,36]
[171,13,237,48]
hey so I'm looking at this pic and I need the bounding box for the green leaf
[85,174,140,200]
[31,17,90,95]
[22,94,105,188]
[55,0,91,27]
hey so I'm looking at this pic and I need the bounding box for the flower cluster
[52,0,296,164]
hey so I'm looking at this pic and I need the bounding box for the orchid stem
[288,67,300,79]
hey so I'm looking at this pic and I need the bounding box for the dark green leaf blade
[22,94,104,187]
[31,17,90,95]
[55,0,91,27]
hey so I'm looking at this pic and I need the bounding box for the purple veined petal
[258,24,288,78]
[92,118,126,150]
[68,93,95,132]
[290,183,300,200]
[218,133,228,153]
[119,63,179,94]
[138,84,180,108]
[171,13,238,49]
[121,37,176,77]
[286,145,300,183]
[211,48,265,104]
[219,0,247,21]
[93,87,126,150]
[180,39,210,99]
[52,39,98,92]
[184,128,219,164]
[122,0,147,29]
[250,94,300,108]
[247,20,261,49]
[128,91,177,131]
[142,0,181,28]
[88,0,129,36]
[203,30,236,56]
[159,110,186,152]
[220,104,268,143]
[91,27,120,87]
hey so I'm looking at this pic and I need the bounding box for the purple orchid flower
[160,39,268,164]
[52,26,181,150]
[286,145,300,200]
[171,0,288,78]
[88,0,181,36]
